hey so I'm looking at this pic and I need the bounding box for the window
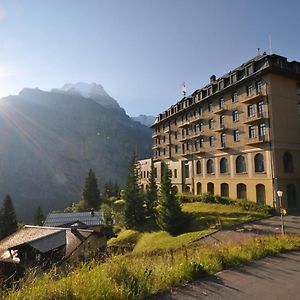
[220,115,225,128]
[237,183,247,199]
[154,168,157,178]
[220,133,226,147]
[184,162,190,178]
[220,157,228,173]
[248,104,255,117]
[219,97,224,109]
[236,155,246,173]
[196,161,202,174]
[297,83,300,95]
[175,145,178,153]
[207,159,214,174]
[200,138,204,148]
[175,132,178,139]
[163,148,166,155]
[209,119,214,129]
[208,102,213,112]
[283,152,294,173]
[247,65,253,75]
[174,169,177,178]
[232,91,238,103]
[232,110,239,122]
[257,101,264,116]
[207,182,214,194]
[255,153,264,172]
[258,123,266,138]
[247,84,253,96]
[249,126,256,138]
[256,80,263,94]
[209,136,215,147]
[200,122,204,131]
[233,130,240,142]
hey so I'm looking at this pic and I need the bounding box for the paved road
[161,252,300,300]
[191,215,300,246]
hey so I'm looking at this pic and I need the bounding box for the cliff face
[0,87,151,221]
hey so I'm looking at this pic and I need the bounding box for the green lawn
[108,202,269,253]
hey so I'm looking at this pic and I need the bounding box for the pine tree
[81,169,101,209]
[104,180,113,198]
[0,195,18,240]
[33,206,45,226]
[113,181,120,198]
[123,152,145,228]
[145,160,157,218]
[156,163,185,235]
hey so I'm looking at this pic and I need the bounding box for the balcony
[152,145,161,150]
[214,105,229,115]
[244,112,267,124]
[179,135,191,142]
[246,134,270,145]
[192,148,206,155]
[216,142,230,150]
[152,132,160,138]
[178,115,204,127]
[191,131,205,139]
[241,91,265,104]
[214,124,227,132]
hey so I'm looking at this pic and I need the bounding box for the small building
[43,210,105,231]
[0,225,106,281]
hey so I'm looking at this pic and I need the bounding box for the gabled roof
[0,225,94,262]
[43,211,105,227]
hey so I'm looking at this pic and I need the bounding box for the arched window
[196,160,202,174]
[207,182,214,194]
[196,182,202,195]
[221,183,229,197]
[255,153,264,172]
[256,184,265,204]
[236,155,246,173]
[207,159,214,174]
[287,184,297,208]
[220,158,228,173]
[283,152,294,173]
[237,183,247,199]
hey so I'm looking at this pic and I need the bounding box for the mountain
[132,114,156,127]
[0,86,152,221]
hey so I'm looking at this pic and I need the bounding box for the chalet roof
[0,225,94,262]
[43,211,105,227]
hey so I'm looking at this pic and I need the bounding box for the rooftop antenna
[257,48,260,56]
[182,82,186,97]
[268,34,272,54]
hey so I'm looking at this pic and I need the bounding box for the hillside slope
[0,86,151,221]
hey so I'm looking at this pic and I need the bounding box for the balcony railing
[241,91,266,103]
[244,112,268,124]
[246,134,270,145]
[214,124,227,132]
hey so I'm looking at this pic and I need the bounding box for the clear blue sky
[0,0,299,116]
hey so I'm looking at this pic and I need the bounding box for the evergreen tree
[145,160,157,218]
[123,152,145,228]
[81,169,101,209]
[113,181,120,198]
[104,180,113,198]
[156,163,185,235]
[33,206,45,226]
[0,195,18,240]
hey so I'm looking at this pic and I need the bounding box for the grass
[3,234,300,300]
[109,202,269,252]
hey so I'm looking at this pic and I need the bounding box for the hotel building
[139,53,300,209]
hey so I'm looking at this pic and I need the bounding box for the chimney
[71,223,78,234]
[210,75,216,83]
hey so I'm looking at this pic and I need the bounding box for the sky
[0,0,299,116]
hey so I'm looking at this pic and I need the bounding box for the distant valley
[0,83,152,221]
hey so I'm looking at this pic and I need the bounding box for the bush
[176,193,273,215]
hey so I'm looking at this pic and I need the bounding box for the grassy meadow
[109,201,270,253]
[3,234,300,300]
